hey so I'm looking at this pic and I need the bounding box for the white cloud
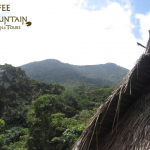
[0,0,144,69]
[136,13,150,45]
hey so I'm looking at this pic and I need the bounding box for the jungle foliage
[0,64,114,150]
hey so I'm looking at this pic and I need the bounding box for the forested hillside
[0,64,114,150]
[20,59,128,89]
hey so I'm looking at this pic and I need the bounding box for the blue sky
[130,0,150,39]
[0,0,150,69]
[84,0,150,39]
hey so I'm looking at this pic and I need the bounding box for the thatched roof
[72,36,150,150]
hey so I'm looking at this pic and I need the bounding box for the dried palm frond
[72,49,150,150]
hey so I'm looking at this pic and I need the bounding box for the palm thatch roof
[72,35,150,150]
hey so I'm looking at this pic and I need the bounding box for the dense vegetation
[20,59,128,89]
[0,64,114,150]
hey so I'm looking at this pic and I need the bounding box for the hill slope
[20,59,128,88]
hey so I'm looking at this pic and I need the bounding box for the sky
[0,0,150,69]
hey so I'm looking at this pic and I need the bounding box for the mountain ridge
[20,59,129,89]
